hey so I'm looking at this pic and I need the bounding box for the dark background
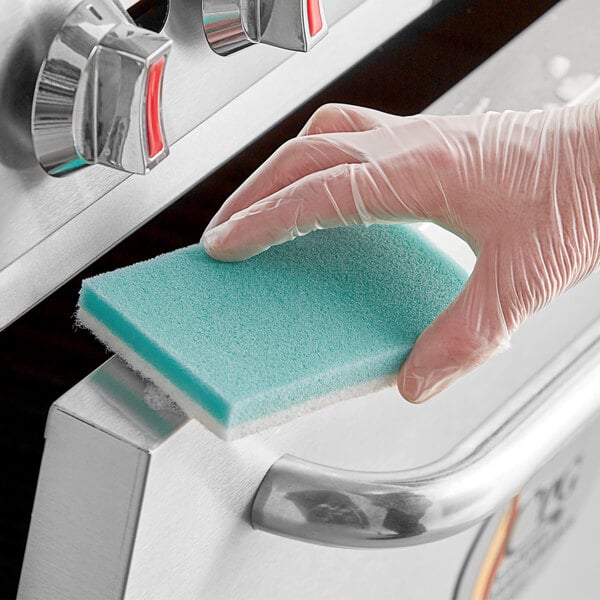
[0,0,561,596]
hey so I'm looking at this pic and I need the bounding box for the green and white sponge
[77,225,467,440]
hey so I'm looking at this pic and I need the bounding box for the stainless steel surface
[1,0,430,330]
[32,0,171,176]
[202,0,327,56]
[453,427,597,600]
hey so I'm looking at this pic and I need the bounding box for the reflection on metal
[252,320,600,548]
[285,490,371,530]
[31,0,171,176]
[202,0,328,56]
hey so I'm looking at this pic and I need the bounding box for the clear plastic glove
[201,102,600,403]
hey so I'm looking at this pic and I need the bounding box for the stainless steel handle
[31,0,171,176]
[202,0,327,56]
[251,321,600,548]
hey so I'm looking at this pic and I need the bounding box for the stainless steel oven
[6,0,600,598]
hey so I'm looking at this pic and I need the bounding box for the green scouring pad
[77,225,467,440]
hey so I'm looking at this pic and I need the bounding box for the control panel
[0,0,433,330]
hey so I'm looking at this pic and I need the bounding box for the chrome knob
[32,0,172,177]
[202,0,327,56]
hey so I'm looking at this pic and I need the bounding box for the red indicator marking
[146,57,166,159]
[307,0,323,37]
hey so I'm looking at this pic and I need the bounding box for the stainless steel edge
[1,0,430,330]
[18,406,151,600]
[250,319,600,548]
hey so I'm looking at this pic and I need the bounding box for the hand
[201,102,600,403]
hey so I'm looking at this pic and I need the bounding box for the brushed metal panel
[17,407,149,600]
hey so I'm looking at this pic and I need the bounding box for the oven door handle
[251,321,600,548]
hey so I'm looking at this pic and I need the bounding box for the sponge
[77,225,467,440]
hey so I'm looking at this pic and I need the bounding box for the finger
[202,160,433,262]
[203,163,364,261]
[397,254,513,403]
[299,103,397,136]
[203,134,364,233]
[204,104,402,233]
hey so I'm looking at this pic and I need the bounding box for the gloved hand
[201,102,600,403]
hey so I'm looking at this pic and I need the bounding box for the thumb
[398,255,512,403]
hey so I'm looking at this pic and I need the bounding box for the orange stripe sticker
[146,57,166,159]
[470,496,520,600]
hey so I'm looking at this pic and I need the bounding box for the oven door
[17,242,600,600]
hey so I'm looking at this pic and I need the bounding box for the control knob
[32,0,172,176]
[203,0,327,56]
